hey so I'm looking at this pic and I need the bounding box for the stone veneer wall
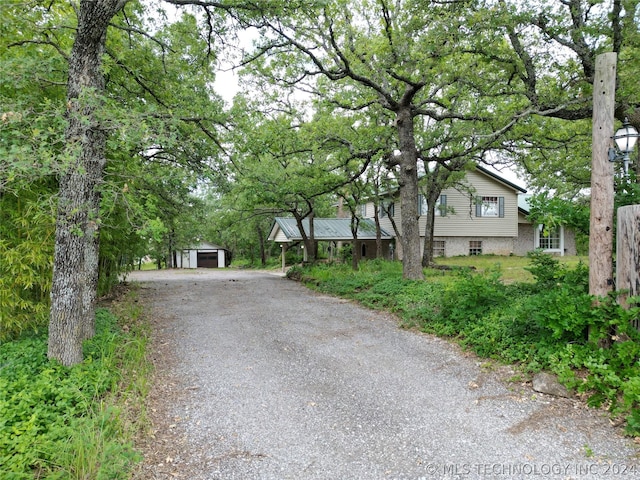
[433,237,517,257]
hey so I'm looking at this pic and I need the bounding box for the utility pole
[589,52,617,300]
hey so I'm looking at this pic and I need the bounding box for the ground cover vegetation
[290,253,640,436]
[0,290,148,479]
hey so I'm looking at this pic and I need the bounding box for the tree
[482,0,640,193]
[0,3,72,339]
[240,0,530,279]
[1,0,229,365]
[419,160,469,267]
[2,0,317,363]
[45,0,128,366]
[222,90,382,263]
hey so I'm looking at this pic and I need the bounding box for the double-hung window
[418,194,447,216]
[537,225,563,253]
[359,203,367,217]
[476,196,504,218]
[381,201,395,218]
[539,226,561,250]
[418,194,429,215]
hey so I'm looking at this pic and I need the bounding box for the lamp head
[613,118,639,154]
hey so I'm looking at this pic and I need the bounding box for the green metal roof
[270,217,393,242]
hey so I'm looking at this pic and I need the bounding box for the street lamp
[608,118,640,175]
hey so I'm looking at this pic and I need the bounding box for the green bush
[432,266,508,334]
[525,249,564,288]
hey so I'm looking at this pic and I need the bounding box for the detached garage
[175,242,230,269]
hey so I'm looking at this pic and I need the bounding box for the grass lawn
[432,254,588,283]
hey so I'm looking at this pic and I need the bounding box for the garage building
[175,242,230,268]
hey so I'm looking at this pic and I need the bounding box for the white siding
[273,229,290,243]
[176,246,227,268]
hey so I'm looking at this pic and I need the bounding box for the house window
[437,195,447,216]
[433,240,445,257]
[476,196,504,218]
[538,225,562,250]
[361,243,367,258]
[418,195,447,216]
[381,201,395,218]
[469,240,482,255]
[360,203,367,217]
[418,194,428,215]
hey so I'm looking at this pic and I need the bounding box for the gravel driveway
[131,268,638,480]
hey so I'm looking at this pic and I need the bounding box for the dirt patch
[130,286,200,480]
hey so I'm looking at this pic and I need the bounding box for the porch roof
[269,217,393,243]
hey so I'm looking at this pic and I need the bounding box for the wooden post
[616,205,640,330]
[281,244,287,272]
[589,53,617,299]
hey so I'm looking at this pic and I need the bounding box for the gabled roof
[475,165,527,193]
[269,217,393,242]
[376,164,527,200]
[182,242,228,251]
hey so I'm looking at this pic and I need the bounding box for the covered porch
[268,217,394,271]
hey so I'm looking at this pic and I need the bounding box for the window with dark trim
[381,202,395,218]
[438,195,447,216]
[476,196,504,218]
[417,194,447,216]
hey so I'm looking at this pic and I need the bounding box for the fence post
[617,205,640,330]
[589,53,617,299]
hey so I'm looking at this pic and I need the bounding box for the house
[175,242,230,268]
[360,165,576,258]
[516,195,577,257]
[268,217,394,267]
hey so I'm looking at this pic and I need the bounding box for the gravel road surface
[130,268,638,480]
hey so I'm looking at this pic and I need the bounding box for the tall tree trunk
[350,216,360,271]
[385,202,402,260]
[48,0,127,367]
[308,210,318,261]
[294,209,317,263]
[396,106,424,280]
[373,203,383,259]
[257,224,267,266]
[421,187,443,267]
[422,205,436,267]
[351,240,360,270]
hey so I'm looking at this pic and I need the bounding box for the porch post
[281,244,287,272]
